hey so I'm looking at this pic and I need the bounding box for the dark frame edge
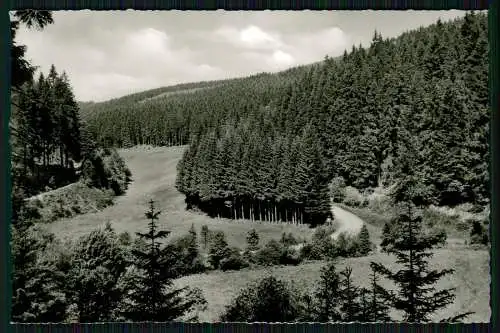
[7,0,493,11]
[489,0,499,331]
[3,1,498,333]
[1,5,12,333]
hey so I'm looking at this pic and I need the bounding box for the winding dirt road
[330,205,364,240]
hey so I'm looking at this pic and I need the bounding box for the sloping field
[175,249,490,323]
[45,146,315,245]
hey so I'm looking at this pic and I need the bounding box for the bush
[168,229,206,276]
[340,205,392,228]
[300,226,337,260]
[335,233,361,258]
[422,208,457,228]
[81,148,131,196]
[220,276,301,322]
[279,246,302,266]
[220,248,249,271]
[280,232,298,247]
[342,186,367,207]
[256,240,283,266]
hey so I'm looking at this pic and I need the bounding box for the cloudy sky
[15,10,467,102]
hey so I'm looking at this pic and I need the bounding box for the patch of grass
[175,249,490,323]
[27,182,115,223]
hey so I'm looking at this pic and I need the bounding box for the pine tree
[367,265,391,322]
[311,261,342,322]
[357,224,372,256]
[338,267,361,322]
[380,222,392,251]
[246,228,260,251]
[123,200,206,321]
[208,231,230,269]
[371,134,471,322]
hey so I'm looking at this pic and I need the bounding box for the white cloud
[268,50,295,68]
[125,28,171,56]
[214,25,283,50]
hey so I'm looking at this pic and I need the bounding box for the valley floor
[43,145,490,323]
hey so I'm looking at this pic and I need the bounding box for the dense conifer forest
[83,12,489,226]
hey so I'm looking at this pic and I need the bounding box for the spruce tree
[208,231,230,269]
[11,224,67,322]
[338,267,361,322]
[311,261,342,322]
[246,228,260,251]
[371,133,470,322]
[367,265,391,322]
[357,224,371,256]
[123,200,206,321]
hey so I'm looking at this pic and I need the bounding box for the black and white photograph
[9,9,490,323]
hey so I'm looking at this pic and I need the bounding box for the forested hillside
[10,12,131,224]
[81,64,315,147]
[85,12,489,226]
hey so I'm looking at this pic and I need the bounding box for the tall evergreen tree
[338,267,361,322]
[371,133,469,322]
[311,261,342,322]
[122,200,206,321]
[357,224,372,256]
[367,265,391,322]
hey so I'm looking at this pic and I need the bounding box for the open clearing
[43,145,490,323]
[44,145,316,246]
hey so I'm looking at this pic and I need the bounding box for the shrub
[170,230,206,276]
[81,148,131,196]
[256,240,283,266]
[220,276,300,322]
[118,231,132,247]
[300,226,337,260]
[280,232,298,247]
[335,233,361,258]
[342,186,367,207]
[220,247,249,271]
[279,246,302,266]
